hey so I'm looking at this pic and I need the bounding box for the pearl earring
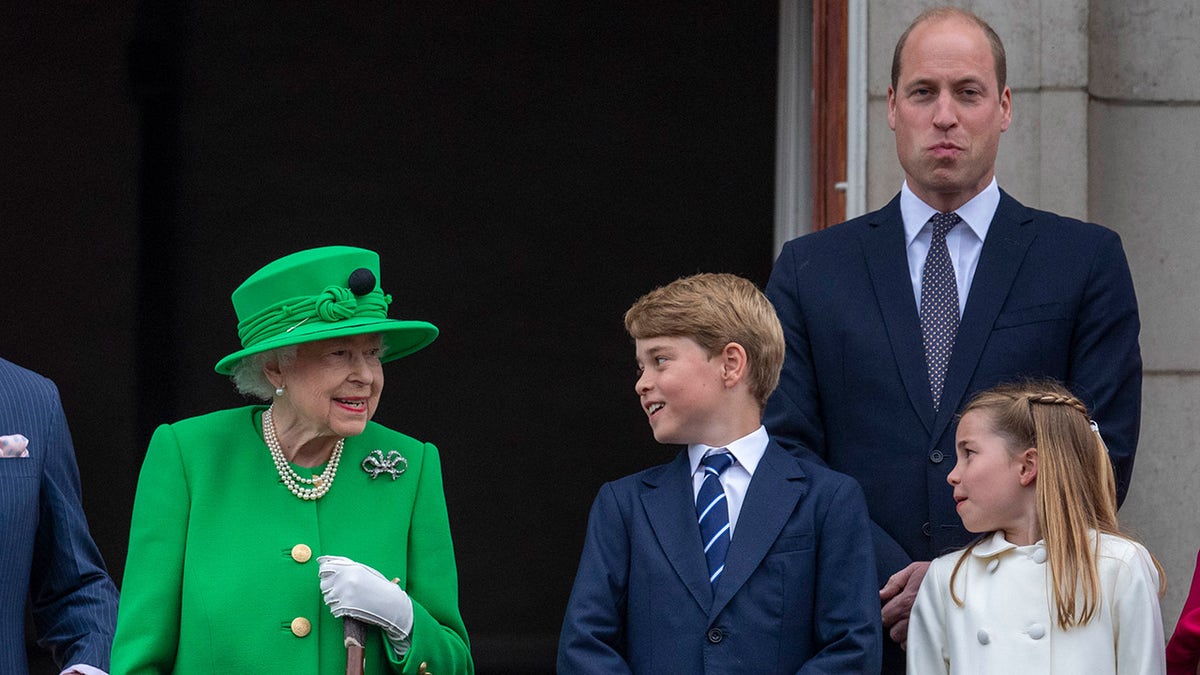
[275,386,285,397]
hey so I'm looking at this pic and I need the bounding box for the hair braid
[1026,393,1089,416]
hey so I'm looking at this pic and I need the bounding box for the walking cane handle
[344,616,368,675]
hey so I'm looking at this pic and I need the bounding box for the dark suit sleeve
[557,483,633,675]
[765,242,914,582]
[764,243,828,465]
[797,476,882,675]
[29,380,119,671]
[1068,229,1141,506]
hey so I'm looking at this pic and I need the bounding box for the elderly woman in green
[112,246,471,674]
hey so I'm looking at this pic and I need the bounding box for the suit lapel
[932,192,1037,446]
[642,451,713,611]
[709,442,807,620]
[861,197,936,432]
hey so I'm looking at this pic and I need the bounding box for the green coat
[111,406,473,674]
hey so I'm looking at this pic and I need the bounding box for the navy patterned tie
[696,451,734,587]
[921,212,961,411]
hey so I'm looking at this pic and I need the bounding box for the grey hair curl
[229,345,297,400]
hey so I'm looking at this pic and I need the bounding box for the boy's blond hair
[624,273,784,408]
[950,379,1164,630]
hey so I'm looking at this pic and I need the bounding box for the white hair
[229,345,297,400]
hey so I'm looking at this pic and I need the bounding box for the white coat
[907,530,1165,675]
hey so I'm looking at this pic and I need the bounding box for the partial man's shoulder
[782,206,887,249]
[1005,196,1121,241]
[0,357,60,406]
[765,442,867,500]
[774,200,901,279]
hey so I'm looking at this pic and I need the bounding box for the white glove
[318,555,415,654]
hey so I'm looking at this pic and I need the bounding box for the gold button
[291,544,312,564]
[290,617,311,637]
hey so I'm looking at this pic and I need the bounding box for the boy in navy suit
[558,273,881,674]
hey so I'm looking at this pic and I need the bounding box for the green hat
[214,246,438,374]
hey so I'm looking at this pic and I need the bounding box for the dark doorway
[10,3,777,672]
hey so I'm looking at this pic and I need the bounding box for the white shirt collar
[900,178,999,248]
[688,425,769,478]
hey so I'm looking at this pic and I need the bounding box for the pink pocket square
[0,434,29,458]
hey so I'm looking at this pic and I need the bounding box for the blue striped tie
[696,451,734,586]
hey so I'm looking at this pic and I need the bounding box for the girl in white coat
[907,380,1166,675]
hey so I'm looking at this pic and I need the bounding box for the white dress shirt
[902,179,1000,316]
[687,425,768,538]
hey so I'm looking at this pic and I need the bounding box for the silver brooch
[361,450,408,480]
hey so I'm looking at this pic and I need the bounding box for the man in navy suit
[0,357,118,675]
[558,273,880,674]
[764,7,1141,673]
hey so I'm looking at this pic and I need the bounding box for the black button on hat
[348,268,376,296]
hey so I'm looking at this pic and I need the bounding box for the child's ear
[719,342,748,387]
[1017,447,1038,486]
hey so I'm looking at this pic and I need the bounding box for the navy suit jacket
[557,439,881,674]
[763,190,1142,582]
[0,359,118,674]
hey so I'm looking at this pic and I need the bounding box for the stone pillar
[1090,0,1200,634]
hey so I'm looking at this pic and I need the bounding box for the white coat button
[1032,548,1047,564]
[977,629,990,645]
[1028,623,1046,640]
[986,559,999,573]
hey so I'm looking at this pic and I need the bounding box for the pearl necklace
[263,406,344,501]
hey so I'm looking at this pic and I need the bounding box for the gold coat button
[291,544,313,563]
[291,617,312,637]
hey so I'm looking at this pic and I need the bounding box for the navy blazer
[763,190,1142,582]
[558,439,881,674]
[0,359,118,674]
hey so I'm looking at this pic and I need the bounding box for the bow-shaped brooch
[361,450,408,480]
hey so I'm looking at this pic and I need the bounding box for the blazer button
[291,617,312,637]
[977,629,990,645]
[706,627,724,644]
[1028,623,1046,640]
[929,450,944,464]
[922,522,933,537]
[291,544,313,564]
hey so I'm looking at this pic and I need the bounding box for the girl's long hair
[949,379,1164,629]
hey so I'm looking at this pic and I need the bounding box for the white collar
[900,179,999,248]
[970,530,1046,559]
[688,425,769,478]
